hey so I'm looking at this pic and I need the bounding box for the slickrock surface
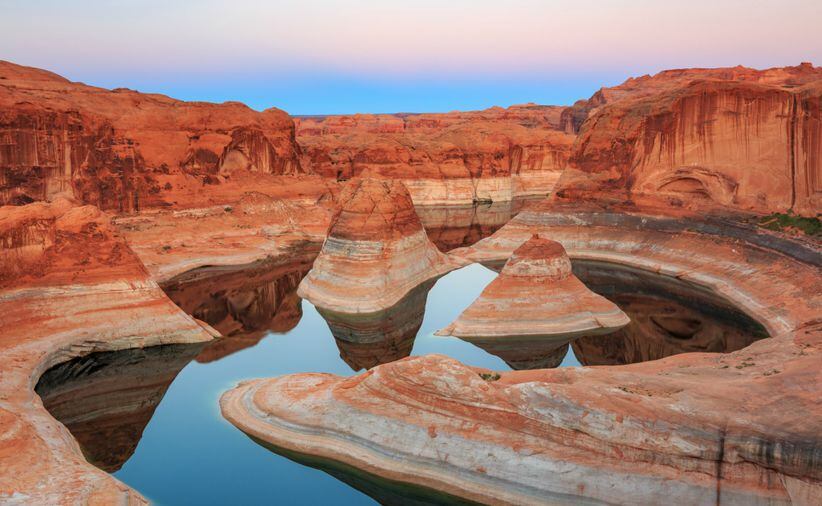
[115,190,333,281]
[0,199,213,504]
[318,279,435,371]
[0,60,305,212]
[222,204,821,505]
[297,178,466,313]
[296,105,574,205]
[554,64,822,216]
[437,235,629,339]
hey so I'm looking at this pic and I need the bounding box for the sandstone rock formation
[437,235,629,339]
[0,60,304,212]
[297,177,465,313]
[296,105,574,205]
[554,64,822,216]
[0,199,213,503]
[223,203,821,505]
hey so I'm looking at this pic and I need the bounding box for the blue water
[107,264,578,505]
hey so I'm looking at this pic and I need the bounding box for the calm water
[36,239,769,505]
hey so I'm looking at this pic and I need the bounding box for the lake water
[36,219,769,505]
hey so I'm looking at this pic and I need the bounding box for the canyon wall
[296,105,574,204]
[0,61,303,212]
[555,63,822,216]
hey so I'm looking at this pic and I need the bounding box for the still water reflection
[36,253,768,505]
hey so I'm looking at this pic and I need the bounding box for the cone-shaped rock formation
[297,177,464,313]
[437,234,629,339]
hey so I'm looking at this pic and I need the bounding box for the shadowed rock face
[554,64,822,216]
[0,60,303,212]
[416,201,519,252]
[35,344,203,473]
[437,235,629,339]
[298,177,464,313]
[572,260,769,365]
[318,279,436,372]
[162,249,318,362]
[295,105,574,205]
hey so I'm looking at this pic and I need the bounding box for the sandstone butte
[295,104,575,205]
[436,234,629,340]
[222,202,821,505]
[296,177,467,313]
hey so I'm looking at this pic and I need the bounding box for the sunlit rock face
[318,279,436,371]
[0,61,303,212]
[437,235,629,339]
[0,196,148,289]
[295,105,574,205]
[35,344,202,472]
[297,177,464,313]
[572,260,770,365]
[554,64,822,216]
[162,249,318,362]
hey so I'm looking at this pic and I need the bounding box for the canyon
[0,59,820,504]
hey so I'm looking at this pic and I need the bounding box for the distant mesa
[297,177,467,313]
[436,234,629,339]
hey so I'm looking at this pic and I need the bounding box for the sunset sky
[2,0,820,114]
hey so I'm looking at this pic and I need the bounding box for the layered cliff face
[297,178,465,313]
[0,60,303,212]
[0,196,147,289]
[555,64,822,216]
[296,105,574,204]
[437,235,629,339]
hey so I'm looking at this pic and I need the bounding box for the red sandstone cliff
[555,63,822,216]
[0,61,304,212]
[296,105,574,204]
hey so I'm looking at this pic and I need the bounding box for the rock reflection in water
[162,249,317,362]
[458,336,571,370]
[417,201,521,252]
[317,280,436,371]
[572,260,770,365]
[35,344,203,472]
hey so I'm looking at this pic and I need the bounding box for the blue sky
[1,0,819,114]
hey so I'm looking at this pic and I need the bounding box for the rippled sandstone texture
[555,63,822,216]
[0,60,305,212]
[297,178,465,313]
[0,198,213,504]
[224,204,821,505]
[437,234,629,339]
[296,105,574,205]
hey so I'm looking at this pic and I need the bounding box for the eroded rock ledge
[0,199,214,504]
[222,205,821,505]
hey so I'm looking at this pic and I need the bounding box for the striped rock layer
[437,234,629,339]
[297,178,465,313]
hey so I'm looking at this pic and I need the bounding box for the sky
[1,0,820,114]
